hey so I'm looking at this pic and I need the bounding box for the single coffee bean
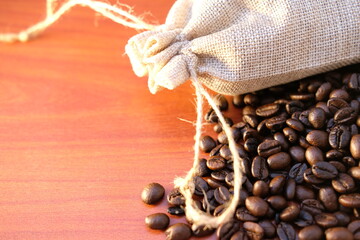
[258,220,276,238]
[350,135,360,159]
[296,185,315,201]
[283,127,298,143]
[230,230,249,240]
[167,188,185,206]
[307,80,322,93]
[305,146,324,166]
[267,195,287,210]
[194,176,209,195]
[274,132,290,151]
[328,97,350,114]
[218,127,242,144]
[269,175,286,195]
[233,95,244,108]
[315,213,338,228]
[309,107,326,129]
[332,173,355,194]
[286,100,304,114]
[257,139,281,158]
[210,143,225,157]
[168,206,185,216]
[214,123,223,133]
[214,94,229,111]
[286,118,305,132]
[266,115,287,131]
[285,178,296,200]
[316,101,332,117]
[145,213,170,230]
[303,167,325,184]
[319,187,338,212]
[290,93,314,101]
[256,103,280,117]
[165,223,192,240]
[289,162,307,183]
[243,222,264,240]
[243,128,259,141]
[243,105,256,116]
[245,196,269,217]
[200,135,217,153]
[267,152,291,170]
[343,156,356,168]
[217,220,240,240]
[326,149,344,160]
[243,114,258,128]
[306,130,329,149]
[244,138,259,153]
[348,220,360,236]
[277,222,296,240]
[298,225,323,240]
[348,73,360,92]
[349,167,360,180]
[235,207,259,222]
[141,183,165,204]
[280,202,300,222]
[194,158,210,177]
[325,227,354,240]
[211,169,229,181]
[244,93,260,106]
[213,204,226,216]
[205,177,225,189]
[301,199,325,215]
[252,180,269,197]
[334,107,357,125]
[299,110,311,127]
[316,81,332,101]
[207,156,226,170]
[329,124,351,149]
[257,119,269,135]
[312,161,338,179]
[339,193,360,208]
[289,146,305,162]
[214,186,231,204]
[295,210,314,227]
[251,156,269,179]
[329,89,351,101]
[334,211,351,226]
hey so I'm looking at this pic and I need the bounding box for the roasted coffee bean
[334,107,357,125]
[348,73,360,92]
[326,149,344,160]
[286,118,305,132]
[225,172,234,186]
[251,156,269,179]
[329,125,351,149]
[316,101,332,117]
[218,127,242,144]
[220,144,249,160]
[349,167,360,180]
[309,107,326,129]
[205,177,225,189]
[141,183,165,204]
[299,110,311,127]
[348,220,360,237]
[316,81,332,101]
[312,161,338,179]
[295,210,314,227]
[245,196,269,217]
[243,114,258,128]
[200,135,217,153]
[334,211,351,226]
[252,180,269,197]
[168,206,185,216]
[286,100,304,114]
[194,158,210,177]
[207,156,226,170]
[244,138,259,153]
[298,225,323,240]
[299,136,312,148]
[235,207,259,222]
[265,206,276,219]
[145,213,170,230]
[269,175,286,195]
[350,123,359,135]
[244,94,260,106]
[211,169,228,181]
[258,220,276,238]
[257,139,282,157]
[165,223,192,240]
[304,167,325,184]
[217,220,240,240]
[290,93,314,101]
[167,188,185,206]
[305,146,324,166]
[277,222,296,240]
[210,143,224,157]
[289,146,305,162]
[213,204,226,216]
[339,193,360,208]
[194,176,209,195]
[283,127,298,143]
[301,199,325,215]
[306,130,329,149]
[214,123,223,133]
[257,119,269,135]
[214,94,229,111]
[332,173,355,194]
[285,178,296,200]
[256,103,280,117]
[243,106,256,116]
[243,128,259,141]
[192,225,215,237]
[267,152,291,170]
[351,135,360,159]
[315,213,338,228]
[230,230,249,240]
[274,132,290,151]
[296,185,315,201]
[319,187,338,212]
[243,222,264,240]
[330,89,350,101]
[267,195,287,210]
[280,202,300,222]
[266,115,287,131]
[343,156,356,168]
[214,186,231,204]
[325,227,354,240]
[233,95,244,108]
[328,97,349,114]
[289,163,307,183]
[239,189,249,206]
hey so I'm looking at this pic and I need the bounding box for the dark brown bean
[214,94,229,111]
[319,187,338,212]
[256,103,280,117]
[339,193,360,208]
[200,135,217,153]
[315,213,338,228]
[334,107,357,125]
[267,195,287,210]
[267,152,291,170]
[283,127,298,143]
[235,207,259,222]
[329,125,351,149]
[230,230,249,240]
[298,225,323,240]
[309,107,326,129]
[269,175,286,195]
[305,146,324,166]
[243,114,258,128]
[334,211,351,226]
[304,167,325,184]
[329,89,350,101]
[245,196,269,217]
[252,180,269,197]
[289,146,305,162]
[168,206,185,216]
[165,223,192,240]
[289,163,307,183]
[207,156,226,170]
[167,188,185,206]
[306,130,329,149]
[316,82,332,101]
[214,186,231,204]
[274,132,290,151]
[251,156,269,180]
[286,118,305,132]
[295,210,314,227]
[350,135,360,160]
[233,95,244,108]
[141,183,165,204]
[145,213,170,230]
[328,97,349,114]
[349,167,360,180]
[325,227,354,240]
[194,176,209,195]
[217,220,240,240]
[243,222,264,240]
[266,116,286,131]
[332,173,355,194]
[285,178,296,200]
[277,222,296,240]
[296,185,315,201]
[257,140,281,158]
[312,161,338,179]
[280,202,300,222]
[301,199,325,215]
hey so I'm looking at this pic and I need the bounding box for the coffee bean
[299,110,311,127]
[243,222,264,240]
[319,187,338,212]
[315,213,338,228]
[309,107,326,129]
[329,89,351,102]
[286,100,304,114]
[270,175,286,195]
[145,213,170,230]
[306,130,329,149]
[213,204,226,216]
[244,138,259,153]
[258,220,276,238]
[267,152,291,170]
[194,176,209,195]
[305,146,324,166]
[266,115,287,131]
[252,180,269,197]
[205,177,225,189]
[267,195,287,210]
[280,203,300,222]
[289,163,307,183]
[289,146,305,162]
[202,189,217,211]
[304,167,325,184]
[285,178,296,200]
[328,97,349,114]
[334,107,357,125]
[332,173,355,194]
[274,132,290,151]
[312,161,338,179]
[316,101,332,117]
[329,125,351,149]
[243,128,259,141]
[325,227,354,240]
[301,199,325,215]
[257,119,269,135]
[211,169,229,181]
[251,156,269,179]
[316,81,332,101]
[217,220,240,240]
[286,118,305,132]
[348,220,360,236]
[339,193,360,208]
[348,73,360,92]
[243,114,258,128]
[256,103,280,117]
[230,230,249,240]
[218,127,242,144]
[165,223,192,240]
[283,127,298,143]
[239,189,249,206]
[235,207,259,222]
[167,188,185,206]
[207,156,226,170]
[194,158,210,177]
[141,183,165,204]
[233,95,244,108]
[296,185,315,201]
[350,135,360,159]
[210,143,224,157]
[295,210,314,227]
[200,135,217,153]
[244,94,260,106]
[257,139,282,157]
[298,225,323,240]
[326,149,344,160]
[168,206,185,216]
[334,211,351,226]
[299,135,312,148]
[245,196,269,217]
[290,93,314,101]
[214,186,231,204]
[349,167,360,180]
[243,106,256,116]
[343,156,356,168]
[277,222,296,240]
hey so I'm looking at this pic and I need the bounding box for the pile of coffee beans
[142,64,360,240]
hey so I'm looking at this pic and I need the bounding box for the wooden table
[0,1,227,239]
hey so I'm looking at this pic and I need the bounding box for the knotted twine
[0,0,243,230]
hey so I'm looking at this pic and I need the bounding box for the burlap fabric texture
[126,0,360,95]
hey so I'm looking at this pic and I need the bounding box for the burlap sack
[126,0,360,95]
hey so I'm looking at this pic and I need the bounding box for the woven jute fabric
[126,0,360,95]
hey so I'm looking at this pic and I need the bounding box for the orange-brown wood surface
[0,1,229,239]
